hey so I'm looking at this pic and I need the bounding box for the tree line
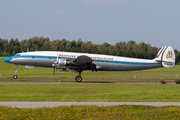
[0,36,180,64]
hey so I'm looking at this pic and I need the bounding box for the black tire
[75,76,82,82]
[13,75,18,79]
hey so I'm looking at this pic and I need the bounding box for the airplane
[4,46,175,82]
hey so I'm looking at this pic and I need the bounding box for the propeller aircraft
[4,46,175,82]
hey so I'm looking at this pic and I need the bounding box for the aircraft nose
[4,57,13,63]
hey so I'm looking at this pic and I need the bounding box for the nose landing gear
[13,65,21,79]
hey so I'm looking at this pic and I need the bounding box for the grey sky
[0,0,180,50]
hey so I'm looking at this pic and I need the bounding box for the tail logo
[166,51,173,59]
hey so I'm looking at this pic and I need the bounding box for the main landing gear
[75,72,82,82]
[13,65,21,79]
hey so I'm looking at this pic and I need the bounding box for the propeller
[53,53,59,76]
[53,67,55,76]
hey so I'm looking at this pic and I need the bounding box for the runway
[0,102,180,108]
[0,81,176,84]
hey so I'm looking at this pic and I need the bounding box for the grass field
[0,83,180,102]
[0,56,180,102]
[1,105,180,120]
[1,57,180,119]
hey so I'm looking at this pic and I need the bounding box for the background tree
[0,37,179,64]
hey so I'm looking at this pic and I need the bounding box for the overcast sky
[0,0,180,50]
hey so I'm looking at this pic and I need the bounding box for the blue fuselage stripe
[11,55,160,66]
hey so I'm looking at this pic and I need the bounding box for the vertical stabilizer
[155,46,175,68]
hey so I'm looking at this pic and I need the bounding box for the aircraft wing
[68,55,96,71]
[73,55,92,65]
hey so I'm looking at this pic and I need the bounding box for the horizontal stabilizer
[154,46,175,68]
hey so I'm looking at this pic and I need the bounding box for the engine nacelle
[54,59,67,69]
[58,59,67,66]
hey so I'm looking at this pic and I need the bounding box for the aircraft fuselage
[4,51,162,71]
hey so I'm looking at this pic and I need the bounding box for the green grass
[0,105,180,120]
[1,57,180,102]
[1,57,180,119]
[0,83,180,102]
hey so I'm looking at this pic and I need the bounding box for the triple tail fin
[154,46,175,68]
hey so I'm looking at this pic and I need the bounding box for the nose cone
[4,57,13,63]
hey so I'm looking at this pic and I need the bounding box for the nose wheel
[13,75,18,79]
[13,65,21,79]
[75,72,82,82]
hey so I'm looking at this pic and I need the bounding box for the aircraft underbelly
[11,58,54,67]
[11,58,162,71]
[95,63,162,71]
[34,59,54,67]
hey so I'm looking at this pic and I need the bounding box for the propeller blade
[57,53,58,61]
[53,53,59,76]
[53,67,55,76]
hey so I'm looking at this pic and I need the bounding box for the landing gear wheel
[75,76,82,82]
[13,75,18,79]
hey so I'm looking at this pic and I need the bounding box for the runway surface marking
[0,102,180,108]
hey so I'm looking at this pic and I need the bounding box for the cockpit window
[15,54,20,56]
